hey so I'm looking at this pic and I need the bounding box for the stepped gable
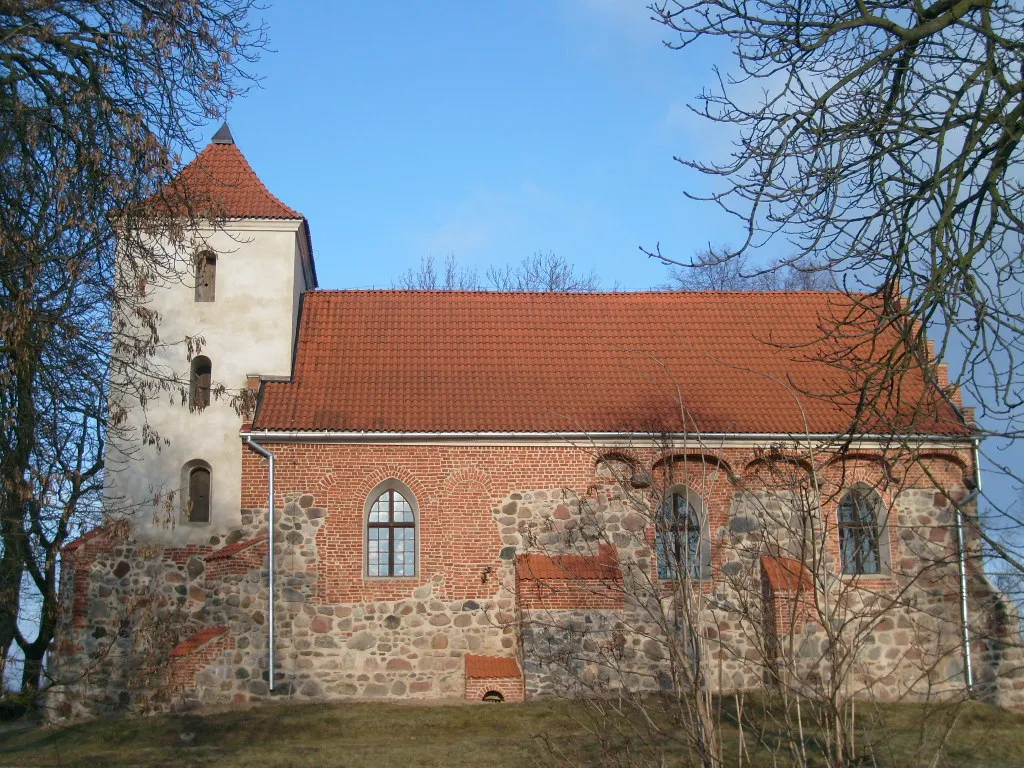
[252,290,969,436]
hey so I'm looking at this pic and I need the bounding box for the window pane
[366,486,417,577]
[656,534,672,580]
[656,491,705,580]
[839,488,882,574]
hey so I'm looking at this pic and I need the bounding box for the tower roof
[163,126,303,220]
[149,125,318,287]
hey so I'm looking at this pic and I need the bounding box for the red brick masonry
[516,544,625,610]
[168,626,234,692]
[761,556,815,636]
[204,536,268,584]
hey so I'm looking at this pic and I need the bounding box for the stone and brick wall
[48,440,1024,715]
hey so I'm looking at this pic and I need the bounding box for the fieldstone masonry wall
[48,442,1024,716]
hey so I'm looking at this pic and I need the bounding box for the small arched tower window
[195,250,216,302]
[838,485,885,574]
[656,488,710,581]
[181,461,212,523]
[366,482,417,577]
[190,356,212,410]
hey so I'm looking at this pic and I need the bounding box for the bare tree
[640,1,1024,622]
[664,248,836,291]
[394,254,481,290]
[0,0,267,691]
[486,251,601,292]
[521,434,1015,768]
[645,0,1024,431]
[395,251,602,292]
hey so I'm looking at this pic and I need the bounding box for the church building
[48,127,1024,715]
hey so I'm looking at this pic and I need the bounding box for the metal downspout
[244,436,276,692]
[956,438,983,696]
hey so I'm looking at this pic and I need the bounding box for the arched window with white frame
[656,487,711,581]
[838,484,887,575]
[366,481,418,577]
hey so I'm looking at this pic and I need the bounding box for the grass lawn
[1,698,1023,767]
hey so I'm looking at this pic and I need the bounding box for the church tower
[107,125,317,544]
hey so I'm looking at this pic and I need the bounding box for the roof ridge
[302,288,871,298]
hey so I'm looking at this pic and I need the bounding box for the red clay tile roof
[253,290,967,436]
[761,556,814,592]
[168,626,230,658]
[516,544,622,581]
[160,140,303,220]
[204,536,267,562]
[464,654,522,679]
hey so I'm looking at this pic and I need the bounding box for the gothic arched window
[656,488,710,581]
[838,485,884,574]
[366,483,417,577]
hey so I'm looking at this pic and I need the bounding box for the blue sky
[213,0,742,291]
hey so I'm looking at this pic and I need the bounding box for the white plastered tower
[105,124,316,545]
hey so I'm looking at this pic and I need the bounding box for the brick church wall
[48,441,1024,715]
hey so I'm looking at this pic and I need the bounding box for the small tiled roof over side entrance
[253,289,969,437]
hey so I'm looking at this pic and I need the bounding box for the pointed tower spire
[211,122,234,144]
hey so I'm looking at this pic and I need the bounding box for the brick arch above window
[317,464,428,504]
[653,451,737,484]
